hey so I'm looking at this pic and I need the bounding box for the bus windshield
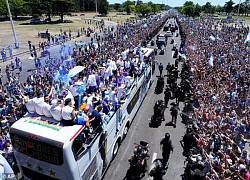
[10,133,63,165]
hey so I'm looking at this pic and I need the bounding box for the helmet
[165,133,170,139]
[137,146,142,154]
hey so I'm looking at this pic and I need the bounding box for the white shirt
[33,97,45,115]
[87,96,94,112]
[125,60,130,69]
[61,106,73,120]
[117,59,124,67]
[88,74,97,87]
[69,85,78,97]
[42,102,52,117]
[50,105,62,121]
[105,66,113,77]
[110,60,117,70]
[123,76,132,87]
[64,91,75,105]
[25,98,36,114]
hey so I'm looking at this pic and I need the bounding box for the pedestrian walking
[160,133,173,168]
[159,63,163,77]
[170,103,179,128]
[7,46,13,59]
[164,86,171,108]
[1,49,7,62]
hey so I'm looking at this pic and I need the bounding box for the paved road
[2,20,117,83]
[103,18,186,180]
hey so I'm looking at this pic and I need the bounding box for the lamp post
[6,0,19,49]
[95,0,98,15]
[237,0,241,23]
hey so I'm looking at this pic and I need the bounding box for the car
[157,34,165,39]
[30,18,46,24]
[165,31,172,37]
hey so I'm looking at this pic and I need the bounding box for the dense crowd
[180,16,250,179]
[0,13,169,174]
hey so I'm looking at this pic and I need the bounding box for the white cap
[51,99,58,106]
[238,164,246,171]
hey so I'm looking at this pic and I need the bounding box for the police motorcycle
[155,77,164,94]
[126,141,150,180]
[149,159,166,180]
[150,100,165,127]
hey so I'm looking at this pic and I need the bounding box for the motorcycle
[126,141,150,180]
[150,100,165,127]
[149,159,166,180]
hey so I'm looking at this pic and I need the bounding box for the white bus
[9,48,155,180]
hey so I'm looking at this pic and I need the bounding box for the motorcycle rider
[160,133,173,168]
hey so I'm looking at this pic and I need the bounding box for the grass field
[0,12,135,52]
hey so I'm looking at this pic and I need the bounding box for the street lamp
[6,0,19,49]
[237,0,241,23]
[95,0,98,15]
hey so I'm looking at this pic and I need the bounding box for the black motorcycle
[150,100,165,127]
[125,141,150,180]
[149,159,166,180]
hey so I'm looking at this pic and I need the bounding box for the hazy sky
[108,0,229,7]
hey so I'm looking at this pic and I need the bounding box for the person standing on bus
[61,98,77,126]
[88,105,103,133]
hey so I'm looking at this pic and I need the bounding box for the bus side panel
[77,135,102,180]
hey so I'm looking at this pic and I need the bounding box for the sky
[108,0,229,7]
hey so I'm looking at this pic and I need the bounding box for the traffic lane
[103,19,186,180]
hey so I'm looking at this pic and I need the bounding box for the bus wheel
[123,124,129,140]
[112,140,120,159]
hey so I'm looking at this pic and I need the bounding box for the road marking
[148,153,157,180]
[151,152,157,163]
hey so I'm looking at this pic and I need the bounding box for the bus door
[72,130,100,180]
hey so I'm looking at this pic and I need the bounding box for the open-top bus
[9,48,155,180]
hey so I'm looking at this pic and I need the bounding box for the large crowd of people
[1,10,250,179]
[179,16,250,179]
[0,13,168,175]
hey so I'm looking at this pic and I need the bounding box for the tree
[224,0,235,14]
[202,2,216,14]
[215,5,224,13]
[136,4,152,16]
[52,0,73,22]
[243,0,250,16]
[98,0,108,15]
[8,0,24,18]
[151,3,161,13]
[182,1,196,16]
[123,0,134,14]
[194,3,202,16]
[113,3,121,11]
[0,0,7,17]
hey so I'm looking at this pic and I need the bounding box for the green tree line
[0,0,164,20]
[178,0,250,17]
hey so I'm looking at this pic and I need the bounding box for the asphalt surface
[103,18,186,180]
[2,20,117,83]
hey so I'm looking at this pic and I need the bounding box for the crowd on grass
[180,16,250,179]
